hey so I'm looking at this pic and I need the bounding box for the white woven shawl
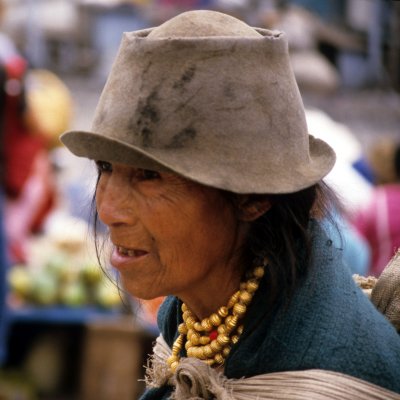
[145,335,400,400]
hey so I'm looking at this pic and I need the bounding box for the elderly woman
[61,10,400,400]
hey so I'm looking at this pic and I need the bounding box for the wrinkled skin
[95,161,251,319]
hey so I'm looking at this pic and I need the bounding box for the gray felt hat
[60,10,335,194]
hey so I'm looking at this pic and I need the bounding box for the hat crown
[148,10,262,38]
[61,10,336,194]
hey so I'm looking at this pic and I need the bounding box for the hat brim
[60,130,335,194]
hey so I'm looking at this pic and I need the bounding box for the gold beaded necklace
[167,260,266,373]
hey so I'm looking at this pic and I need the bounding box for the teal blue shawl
[140,222,400,399]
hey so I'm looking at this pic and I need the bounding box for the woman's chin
[120,278,165,301]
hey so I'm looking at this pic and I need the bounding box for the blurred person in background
[0,0,56,265]
[352,139,400,277]
[256,1,365,95]
[0,1,11,368]
[304,108,372,276]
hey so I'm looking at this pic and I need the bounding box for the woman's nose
[96,177,136,227]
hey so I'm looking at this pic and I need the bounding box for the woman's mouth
[116,246,148,257]
[111,245,149,270]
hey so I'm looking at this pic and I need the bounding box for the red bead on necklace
[209,330,218,341]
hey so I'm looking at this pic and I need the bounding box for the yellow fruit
[60,281,88,307]
[95,281,121,309]
[31,273,59,306]
[80,263,103,285]
[7,265,33,298]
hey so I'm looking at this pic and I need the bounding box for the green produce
[7,265,33,298]
[45,253,69,277]
[60,281,88,307]
[80,263,103,285]
[30,272,58,306]
[95,280,122,309]
[45,254,79,284]
[7,249,122,310]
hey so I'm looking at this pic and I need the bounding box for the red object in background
[3,54,35,197]
[4,116,47,200]
[1,53,56,263]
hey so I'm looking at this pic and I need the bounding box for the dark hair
[92,174,110,273]
[237,181,339,309]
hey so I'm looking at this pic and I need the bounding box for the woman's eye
[138,169,161,180]
[96,160,112,173]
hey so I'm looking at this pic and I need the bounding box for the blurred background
[0,0,399,399]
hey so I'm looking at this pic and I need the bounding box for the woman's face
[95,162,248,305]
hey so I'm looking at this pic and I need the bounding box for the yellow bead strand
[168,259,267,373]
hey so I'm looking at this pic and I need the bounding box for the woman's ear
[236,195,272,221]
